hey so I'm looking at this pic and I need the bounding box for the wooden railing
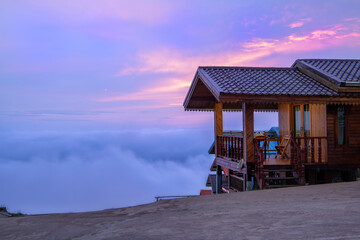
[216,135,243,161]
[253,135,327,188]
[292,136,327,164]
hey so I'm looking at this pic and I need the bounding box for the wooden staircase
[253,135,306,190]
[262,165,302,189]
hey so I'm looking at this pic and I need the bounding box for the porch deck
[263,156,290,165]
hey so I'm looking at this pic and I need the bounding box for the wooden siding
[278,104,291,157]
[310,104,328,163]
[278,104,291,137]
[327,105,360,167]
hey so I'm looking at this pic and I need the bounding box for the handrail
[294,136,327,139]
[217,134,243,138]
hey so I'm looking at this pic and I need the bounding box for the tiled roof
[198,67,338,96]
[295,59,360,86]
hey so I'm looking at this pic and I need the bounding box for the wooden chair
[275,135,291,159]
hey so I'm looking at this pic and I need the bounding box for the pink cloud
[243,39,279,49]
[98,21,360,125]
[97,77,191,108]
[120,23,360,77]
[345,17,360,23]
[289,18,312,28]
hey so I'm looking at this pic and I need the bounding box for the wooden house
[183,59,360,192]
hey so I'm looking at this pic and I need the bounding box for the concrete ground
[1,182,360,240]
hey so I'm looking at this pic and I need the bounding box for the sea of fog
[0,129,214,214]
[0,112,277,214]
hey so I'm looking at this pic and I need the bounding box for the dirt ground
[1,182,360,240]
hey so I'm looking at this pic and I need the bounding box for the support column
[242,102,254,163]
[214,102,223,156]
[216,165,222,194]
[214,102,223,194]
[242,102,254,191]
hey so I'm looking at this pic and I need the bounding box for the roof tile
[199,67,338,96]
[298,59,360,84]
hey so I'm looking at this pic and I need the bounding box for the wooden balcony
[217,135,244,161]
[216,135,245,173]
[216,134,327,163]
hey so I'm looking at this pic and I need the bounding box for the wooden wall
[278,104,291,137]
[310,104,327,163]
[326,105,360,167]
[278,104,291,157]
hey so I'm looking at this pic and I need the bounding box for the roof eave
[183,68,221,110]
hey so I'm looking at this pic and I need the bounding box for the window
[294,105,301,137]
[337,106,345,145]
[293,104,310,137]
[304,104,310,137]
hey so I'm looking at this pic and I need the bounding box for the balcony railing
[216,135,243,161]
[291,136,327,164]
[216,134,327,164]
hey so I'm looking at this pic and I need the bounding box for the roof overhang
[183,69,220,111]
[293,60,360,91]
[184,64,360,112]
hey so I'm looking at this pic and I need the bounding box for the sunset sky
[2,0,360,131]
[1,1,360,214]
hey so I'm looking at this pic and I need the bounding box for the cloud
[120,22,360,77]
[101,21,360,121]
[0,131,213,214]
[289,18,312,28]
[97,77,190,103]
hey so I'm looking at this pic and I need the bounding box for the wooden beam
[242,102,254,163]
[220,94,360,105]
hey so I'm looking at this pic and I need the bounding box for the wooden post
[216,165,222,194]
[242,102,254,163]
[242,102,253,191]
[214,102,223,156]
[214,102,223,194]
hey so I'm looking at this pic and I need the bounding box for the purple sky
[1,1,360,214]
[1,0,360,131]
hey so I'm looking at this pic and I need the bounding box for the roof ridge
[198,66,294,70]
[298,58,360,61]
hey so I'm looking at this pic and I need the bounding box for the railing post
[301,148,306,170]
[304,138,308,164]
[216,165,222,194]
[290,135,295,165]
[311,138,315,163]
[260,149,264,190]
[318,139,322,163]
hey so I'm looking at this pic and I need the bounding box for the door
[293,104,310,137]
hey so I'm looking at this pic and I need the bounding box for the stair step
[264,184,300,189]
[264,177,298,180]
[264,169,294,172]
